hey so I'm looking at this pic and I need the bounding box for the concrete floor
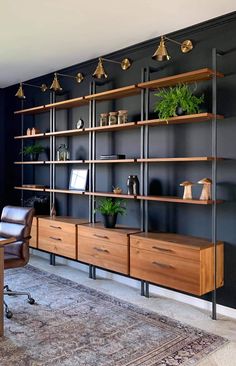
[30,254,236,366]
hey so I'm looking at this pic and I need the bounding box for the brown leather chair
[0,206,35,318]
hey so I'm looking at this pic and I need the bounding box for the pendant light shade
[15,83,26,99]
[93,58,108,79]
[152,36,170,61]
[50,73,63,91]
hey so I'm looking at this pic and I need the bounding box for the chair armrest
[0,237,17,246]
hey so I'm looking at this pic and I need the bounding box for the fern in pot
[21,143,45,161]
[95,197,126,228]
[154,83,204,120]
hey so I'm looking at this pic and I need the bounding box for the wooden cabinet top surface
[79,222,140,235]
[37,216,88,225]
[130,232,223,250]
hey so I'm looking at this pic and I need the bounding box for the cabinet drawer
[38,218,75,234]
[29,218,38,248]
[38,226,76,259]
[130,237,199,262]
[130,247,200,295]
[78,226,127,246]
[78,236,129,274]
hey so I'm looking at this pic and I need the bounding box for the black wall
[3,12,236,309]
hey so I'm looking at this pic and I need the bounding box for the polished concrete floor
[29,254,236,366]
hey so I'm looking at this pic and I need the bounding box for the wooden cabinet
[78,223,140,275]
[130,233,224,296]
[38,217,88,259]
[29,217,38,248]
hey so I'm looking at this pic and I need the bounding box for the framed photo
[69,169,88,191]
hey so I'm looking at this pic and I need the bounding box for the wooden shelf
[137,157,224,163]
[137,113,224,127]
[14,161,45,165]
[85,85,140,101]
[14,133,45,140]
[137,68,224,90]
[14,186,45,192]
[85,122,137,133]
[45,188,84,195]
[137,195,223,204]
[45,96,88,110]
[85,159,136,164]
[84,191,136,199]
[45,129,85,137]
[14,105,47,115]
[45,160,84,164]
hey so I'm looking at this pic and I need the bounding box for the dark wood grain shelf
[14,161,45,165]
[137,68,224,90]
[137,113,224,127]
[85,85,140,101]
[14,133,45,140]
[137,195,223,204]
[137,157,224,163]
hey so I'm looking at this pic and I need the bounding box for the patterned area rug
[0,266,227,366]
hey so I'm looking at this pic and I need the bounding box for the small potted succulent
[95,197,126,228]
[21,143,45,161]
[154,83,204,120]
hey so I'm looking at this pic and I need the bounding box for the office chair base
[4,288,35,318]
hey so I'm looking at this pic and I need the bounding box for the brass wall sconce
[50,72,84,92]
[93,57,132,79]
[15,82,48,99]
[152,36,193,61]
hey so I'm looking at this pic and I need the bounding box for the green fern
[95,198,126,216]
[154,83,204,120]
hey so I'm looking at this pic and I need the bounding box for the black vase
[176,106,185,116]
[29,153,39,161]
[102,213,117,228]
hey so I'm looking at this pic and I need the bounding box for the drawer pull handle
[152,261,174,269]
[49,236,62,241]
[50,225,62,230]
[152,246,173,253]
[94,234,109,240]
[94,247,109,253]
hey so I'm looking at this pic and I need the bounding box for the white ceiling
[0,0,235,87]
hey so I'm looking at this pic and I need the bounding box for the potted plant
[154,83,204,120]
[95,197,126,228]
[21,143,45,161]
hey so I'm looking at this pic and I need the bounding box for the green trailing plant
[154,83,204,120]
[95,197,126,216]
[21,143,45,156]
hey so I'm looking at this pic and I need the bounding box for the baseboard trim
[31,249,236,320]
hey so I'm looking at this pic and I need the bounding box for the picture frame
[69,169,88,191]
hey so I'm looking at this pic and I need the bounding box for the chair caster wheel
[6,311,13,319]
[28,298,35,305]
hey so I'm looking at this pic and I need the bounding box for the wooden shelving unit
[137,195,222,205]
[45,160,84,164]
[14,161,45,165]
[137,113,224,126]
[85,159,136,164]
[14,186,45,192]
[85,84,140,101]
[137,157,224,163]
[14,133,45,140]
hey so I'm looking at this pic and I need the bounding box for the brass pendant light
[93,58,108,79]
[15,83,26,99]
[152,35,193,61]
[75,72,84,83]
[152,36,170,61]
[50,73,63,92]
[120,58,132,70]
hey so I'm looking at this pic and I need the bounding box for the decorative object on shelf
[198,178,212,200]
[127,175,139,195]
[69,169,88,191]
[113,186,123,194]
[24,195,50,215]
[56,144,70,161]
[100,113,109,126]
[31,127,41,135]
[50,204,56,217]
[76,118,84,129]
[21,143,45,161]
[50,72,84,92]
[154,84,204,120]
[109,111,118,125]
[100,154,126,160]
[93,57,132,79]
[95,197,126,228]
[15,82,47,99]
[117,110,128,124]
[26,128,31,136]
[152,35,193,61]
[180,181,194,200]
